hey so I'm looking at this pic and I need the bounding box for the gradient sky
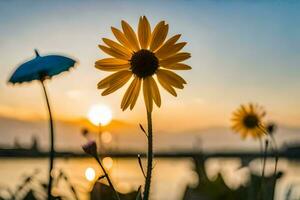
[0,0,299,131]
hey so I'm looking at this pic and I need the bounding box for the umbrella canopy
[8,49,76,83]
[7,49,77,200]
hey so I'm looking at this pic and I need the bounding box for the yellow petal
[260,110,266,117]
[121,77,137,111]
[130,78,142,110]
[156,42,187,59]
[231,124,242,130]
[240,105,247,114]
[103,38,133,56]
[249,103,254,113]
[101,73,132,96]
[98,45,130,60]
[121,77,139,111]
[138,16,151,49]
[154,34,181,53]
[241,131,248,139]
[121,20,140,51]
[160,52,191,66]
[157,74,177,97]
[97,70,131,89]
[156,69,186,89]
[95,58,130,71]
[162,63,191,70]
[157,73,183,89]
[148,76,161,107]
[95,58,129,66]
[111,27,134,51]
[150,21,169,51]
[143,77,153,112]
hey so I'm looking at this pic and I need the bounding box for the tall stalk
[260,139,269,200]
[259,138,263,165]
[41,80,54,200]
[270,135,278,177]
[269,134,279,200]
[143,111,153,200]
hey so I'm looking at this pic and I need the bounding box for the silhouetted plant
[231,103,281,200]
[2,168,80,200]
[8,50,77,200]
[95,16,191,200]
[82,140,120,200]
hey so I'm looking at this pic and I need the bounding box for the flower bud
[267,123,277,135]
[82,140,97,157]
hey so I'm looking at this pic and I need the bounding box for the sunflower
[95,16,191,112]
[231,103,267,139]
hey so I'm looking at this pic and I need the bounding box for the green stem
[259,138,263,165]
[270,135,279,200]
[260,139,269,200]
[95,157,120,200]
[270,135,278,177]
[143,111,153,200]
[41,81,54,200]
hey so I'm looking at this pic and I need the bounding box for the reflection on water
[0,158,299,200]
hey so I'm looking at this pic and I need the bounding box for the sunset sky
[0,0,299,132]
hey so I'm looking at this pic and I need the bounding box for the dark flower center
[130,49,159,78]
[243,114,259,129]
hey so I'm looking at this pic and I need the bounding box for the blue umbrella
[8,49,76,200]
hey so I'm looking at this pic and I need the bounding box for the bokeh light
[102,157,114,170]
[85,167,96,181]
[101,131,112,144]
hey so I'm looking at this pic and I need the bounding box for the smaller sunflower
[231,103,266,139]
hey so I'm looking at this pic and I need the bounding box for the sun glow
[87,104,112,126]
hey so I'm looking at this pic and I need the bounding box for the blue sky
[0,0,299,130]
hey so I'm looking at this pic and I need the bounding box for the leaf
[152,161,157,170]
[136,186,143,200]
[97,175,106,181]
[139,124,148,137]
[138,154,146,178]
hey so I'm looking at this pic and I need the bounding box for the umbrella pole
[41,80,54,200]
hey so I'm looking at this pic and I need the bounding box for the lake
[0,157,300,200]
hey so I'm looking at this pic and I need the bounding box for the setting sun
[87,104,112,126]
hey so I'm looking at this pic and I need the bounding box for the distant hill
[0,115,137,151]
[0,115,299,153]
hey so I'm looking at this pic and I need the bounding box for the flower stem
[95,157,120,200]
[270,135,279,200]
[259,138,263,165]
[143,111,153,200]
[260,139,269,200]
[270,135,278,177]
[41,80,54,200]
